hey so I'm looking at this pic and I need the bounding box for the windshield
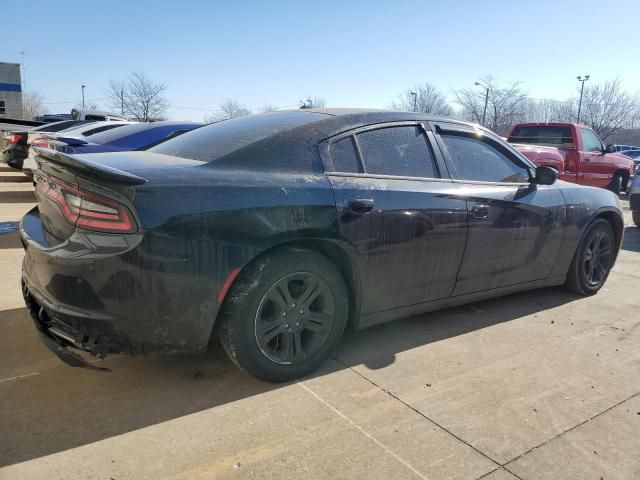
[508,126,574,148]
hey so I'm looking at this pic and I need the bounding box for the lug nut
[281,312,287,317]
[299,310,304,314]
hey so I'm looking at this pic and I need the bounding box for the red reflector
[34,175,136,233]
[217,268,242,304]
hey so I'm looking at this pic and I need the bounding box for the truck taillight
[6,134,23,144]
[35,176,136,233]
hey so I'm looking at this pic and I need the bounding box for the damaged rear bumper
[22,280,111,371]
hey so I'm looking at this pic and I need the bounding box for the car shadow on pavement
[621,226,640,253]
[0,190,35,203]
[0,286,581,468]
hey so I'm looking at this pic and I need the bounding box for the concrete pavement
[0,169,638,479]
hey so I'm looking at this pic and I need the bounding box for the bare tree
[391,83,453,116]
[22,91,46,120]
[261,103,279,112]
[207,98,251,122]
[453,76,528,135]
[105,72,169,121]
[579,78,638,140]
[300,97,327,109]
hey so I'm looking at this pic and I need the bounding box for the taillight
[35,176,136,233]
[31,138,50,148]
[6,134,23,144]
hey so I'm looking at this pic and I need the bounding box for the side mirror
[535,166,559,185]
[604,144,617,154]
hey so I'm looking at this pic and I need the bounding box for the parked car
[619,149,640,174]
[17,121,133,171]
[2,120,94,168]
[70,108,128,122]
[21,110,623,382]
[630,174,640,226]
[46,121,203,155]
[507,123,634,194]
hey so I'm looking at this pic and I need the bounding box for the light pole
[410,91,417,112]
[81,85,86,109]
[576,75,590,124]
[475,82,489,127]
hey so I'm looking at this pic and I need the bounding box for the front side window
[356,126,438,178]
[581,128,604,152]
[441,133,530,183]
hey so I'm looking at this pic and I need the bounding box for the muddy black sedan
[20,109,624,382]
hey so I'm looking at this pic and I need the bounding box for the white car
[21,121,133,171]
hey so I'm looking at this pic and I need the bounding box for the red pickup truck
[507,123,634,194]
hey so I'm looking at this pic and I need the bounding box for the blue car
[47,121,203,155]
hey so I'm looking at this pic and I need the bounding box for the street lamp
[81,85,86,109]
[576,75,590,124]
[475,82,489,127]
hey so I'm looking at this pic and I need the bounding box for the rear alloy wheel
[608,174,623,196]
[565,219,615,296]
[217,248,348,382]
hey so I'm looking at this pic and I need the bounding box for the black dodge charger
[20,109,623,382]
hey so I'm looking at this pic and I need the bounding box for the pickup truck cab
[507,123,634,194]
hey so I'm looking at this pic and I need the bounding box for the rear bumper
[1,145,27,168]
[20,206,224,362]
[22,281,111,370]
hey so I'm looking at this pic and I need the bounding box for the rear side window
[356,126,438,178]
[84,114,107,121]
[581,128,603,152]
[329,137,360,173]
[441,134,530,183]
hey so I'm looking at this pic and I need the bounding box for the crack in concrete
[331,355,527,480]
[501,390,640,469]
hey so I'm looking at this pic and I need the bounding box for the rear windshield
[508,126,574,148]
[85,122,154,144]
[149,111,326,162]
[80,124,127,137]
[33,120,91,133]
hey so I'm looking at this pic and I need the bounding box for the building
[0,62,23,119]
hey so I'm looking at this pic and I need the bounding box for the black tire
[565,219,615,296]
[633,210,640,228]
[608,174,622,196]
[217,247,348,382]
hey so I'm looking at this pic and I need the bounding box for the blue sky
[2,0,639,120]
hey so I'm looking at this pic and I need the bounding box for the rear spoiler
[33,147,147,185]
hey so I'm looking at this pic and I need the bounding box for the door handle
[470,204,490,219]
[584,157,591,162]
[347,198,374,214]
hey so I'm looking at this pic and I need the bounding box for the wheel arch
[217,238,361,329]
[593,209,624,257]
